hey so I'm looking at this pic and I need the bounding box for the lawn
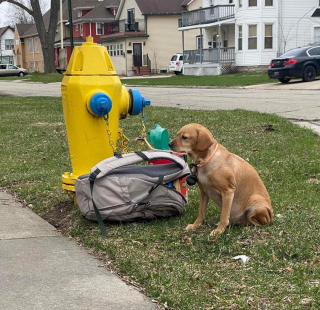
[121,72,271,87]
[0,72,63,83]
[0,71,272,87]
[1,96,320,309]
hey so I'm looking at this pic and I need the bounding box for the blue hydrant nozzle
[89,92,112,116]
[128,88,151,115]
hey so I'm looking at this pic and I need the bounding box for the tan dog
[169,123,273,235]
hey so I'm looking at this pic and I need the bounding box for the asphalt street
[0,79,319,133]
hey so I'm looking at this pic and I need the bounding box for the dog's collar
[196,143,219,168]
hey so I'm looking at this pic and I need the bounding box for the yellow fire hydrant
[61,36,150,193]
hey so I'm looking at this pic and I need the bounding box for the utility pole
[68,0,74,53]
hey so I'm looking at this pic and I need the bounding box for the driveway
[0,79,319,134]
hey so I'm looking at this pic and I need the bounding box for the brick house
[98,0,199,76]
[55,0,119,68]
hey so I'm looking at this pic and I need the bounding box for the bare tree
[8,0,34,25]
[0,0,59,73]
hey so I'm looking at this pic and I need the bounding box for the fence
[183,47,235,64]
[182,5,235,27]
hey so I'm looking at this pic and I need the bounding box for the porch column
[218,24,221,63]
[200,27,203,64]
[182,30,185,57]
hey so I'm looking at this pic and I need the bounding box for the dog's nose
[168,141,173,148]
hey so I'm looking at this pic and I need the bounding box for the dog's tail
[244,197,273,226]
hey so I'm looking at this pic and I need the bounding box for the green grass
[121,72,271,87]
[0,71,271,86]
[1,96,320,309]
[0,72,63,83]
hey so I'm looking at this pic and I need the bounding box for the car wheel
[303,65,316,82]
[174,71,181,75]
[18,72,25,77]
[279,78,291,83]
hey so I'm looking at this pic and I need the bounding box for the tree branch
[0,0,33,16]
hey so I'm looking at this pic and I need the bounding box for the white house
[0,26,15,65]
[179,0,320,75]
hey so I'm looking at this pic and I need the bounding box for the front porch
[183,47,235,76]
[180,4,236,76]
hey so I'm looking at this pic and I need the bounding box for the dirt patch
[42,201,73,235]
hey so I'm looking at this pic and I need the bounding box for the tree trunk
[1,0,59,73]
[31,0,59,73]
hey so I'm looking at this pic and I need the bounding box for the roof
[135,0,187,15]
[0,26,14,37]
[73,0,119,23]
[19,0,119,38]
[15,24,34,37]
[181,0,193,7]
[311,8,320,17]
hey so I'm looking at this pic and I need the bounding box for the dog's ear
[196,128,214,152]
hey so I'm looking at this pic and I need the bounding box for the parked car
[169,53,184,75]
[268,45,320,83]
[0,64,28,77]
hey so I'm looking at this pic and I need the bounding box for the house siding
[119,0,144,20]
[14,28,25,68]
[0,28,15,64]
[183,0,320,73]
[146,15,198,72]
[24,37,44,72]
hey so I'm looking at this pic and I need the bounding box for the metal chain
[118,129,130,154]
[104,107,148,154]
[105,117,117,154]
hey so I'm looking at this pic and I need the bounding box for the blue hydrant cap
[129,88,151,115]
[89,92,112,116]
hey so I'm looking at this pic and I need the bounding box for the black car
[268,45,320,83]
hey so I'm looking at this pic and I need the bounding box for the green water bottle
[148,124,170,150]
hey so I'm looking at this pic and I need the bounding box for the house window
[248,25,257,49]
[265,0,273,6]
[249,0,257,7]
[238,25,242,51]
[229,0,233,3]
[212,34,218,48]
[5,39,14,50]
[264,25,273,49]
[314,27,320,43]
[223,29,228,47]
[127,9,135,24]
[239,0,242,8]
[80,23,83,36]
[178,19,182,28]
[106,44,123,56]
[75,24,78,31]
[196,35,203,49]
[29,38,34,54]
[78,10,82,17]
[96,23,104,35]
[34,37,39,53]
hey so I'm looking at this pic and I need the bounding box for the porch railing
[183,47,235,64]
[103,19,145,35]
[182,5,235,27]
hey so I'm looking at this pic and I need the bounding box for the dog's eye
[182,135,188,140]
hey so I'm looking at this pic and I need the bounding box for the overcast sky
[0,1,50,27]
[0,2,10,27]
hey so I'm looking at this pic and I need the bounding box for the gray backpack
[75,151,190,236]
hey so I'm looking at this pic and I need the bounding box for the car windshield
[280,48,306,58]
[171,55,178,61]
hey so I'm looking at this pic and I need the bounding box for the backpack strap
[91,150,186,180]
[89,171,107,237]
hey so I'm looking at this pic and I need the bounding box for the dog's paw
[185,224,197,231]
[210,228,225,236]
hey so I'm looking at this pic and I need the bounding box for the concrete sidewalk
[0,191,157,310]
